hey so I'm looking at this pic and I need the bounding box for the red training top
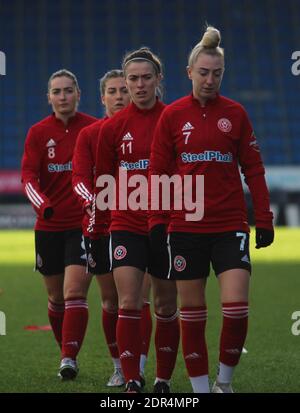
[21,112,97,231]
[149,93,273,233]
[72,118,110,237]
[93,100,166,236]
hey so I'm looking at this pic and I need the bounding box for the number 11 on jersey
[121,141,133,154]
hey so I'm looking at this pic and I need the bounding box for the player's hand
[43,207,54,220]
[255,227,274,249]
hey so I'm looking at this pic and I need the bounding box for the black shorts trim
[148,233,172,280]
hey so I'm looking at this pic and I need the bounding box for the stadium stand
[0,0,299,169]
[0,0,299,226]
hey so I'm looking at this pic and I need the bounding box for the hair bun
[199,26,221,48]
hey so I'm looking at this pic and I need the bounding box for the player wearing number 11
[93,48,179,393]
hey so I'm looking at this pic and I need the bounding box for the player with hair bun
[149,26,274,393]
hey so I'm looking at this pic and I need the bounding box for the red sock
[180,307,208,377]
[155,311,180,380]
[102,307,119,359]
[117,309,142,383]
[61,297,88,360]
[48,300,65,348]
[219,302,248,366]
[141,302,152,357]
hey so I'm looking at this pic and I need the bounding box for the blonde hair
[188,26,224,67]
[99,69,124,97]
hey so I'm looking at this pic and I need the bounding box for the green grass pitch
[0,228,299,393]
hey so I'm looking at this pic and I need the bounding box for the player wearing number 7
[148,26,274,393]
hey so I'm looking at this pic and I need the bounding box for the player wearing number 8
[148,26,274,393]
[21,69,97,379]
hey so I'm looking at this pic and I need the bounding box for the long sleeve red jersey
[149,94,273,233]
[94,100,165,236]
[72,118,110,237]
[21,112,97,231]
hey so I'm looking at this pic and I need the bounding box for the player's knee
[102,298,118,313]
[47,287,64,303]
[64,289,88,301]
[48,294,64,304]
[154,296,177,315]
[119,296,143,310]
